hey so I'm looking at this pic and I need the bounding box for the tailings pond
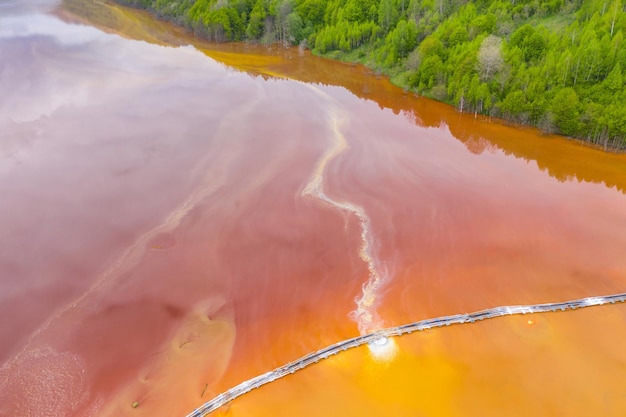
[2,1,626,416]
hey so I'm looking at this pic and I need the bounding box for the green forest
[116,0,626,150]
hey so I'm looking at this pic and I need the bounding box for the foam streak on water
[301,87,387,335]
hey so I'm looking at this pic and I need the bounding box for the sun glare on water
[367,337,398,361]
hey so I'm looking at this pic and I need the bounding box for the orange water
[1,2,626,416]
[226,302,626,417]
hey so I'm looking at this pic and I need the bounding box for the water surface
[1,1,626,416]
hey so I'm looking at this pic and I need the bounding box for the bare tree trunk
[611,10,617,36]
[573,56,581,85]
[585,58,595,81]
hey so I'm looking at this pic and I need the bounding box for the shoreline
[77,0,626,154]
[55,0,626,196]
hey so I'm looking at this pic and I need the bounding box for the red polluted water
[1,1,626,417]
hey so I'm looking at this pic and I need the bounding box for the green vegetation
[115,0,626,150]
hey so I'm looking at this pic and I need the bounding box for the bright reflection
[367,337,398,361]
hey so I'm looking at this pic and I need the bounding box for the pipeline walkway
[186,292,626,417]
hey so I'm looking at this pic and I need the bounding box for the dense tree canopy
[117,0,626,149]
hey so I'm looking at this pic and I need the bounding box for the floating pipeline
[185,291,626,417]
